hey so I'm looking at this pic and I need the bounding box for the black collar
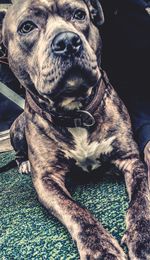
[26,70,111,128]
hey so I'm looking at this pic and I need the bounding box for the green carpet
[0,152,128,259]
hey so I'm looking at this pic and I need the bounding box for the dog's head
[2,0,104,110]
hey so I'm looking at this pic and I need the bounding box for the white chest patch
[64,128,116,172]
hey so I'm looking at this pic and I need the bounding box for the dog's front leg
[32,169,127,260]
[114,158,150,260]
[10,112,30,174]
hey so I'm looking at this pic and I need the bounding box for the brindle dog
[2,0,150,259]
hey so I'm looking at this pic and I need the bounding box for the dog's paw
[78,230,127,260]
[18,160,31,174]
[79,246,127,260]
[80,249,127,260]
[122,218,150,260]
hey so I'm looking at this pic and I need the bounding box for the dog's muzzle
[51,31,82,57]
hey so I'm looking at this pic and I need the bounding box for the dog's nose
[52,32,82,56]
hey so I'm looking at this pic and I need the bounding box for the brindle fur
[2,0,150,259]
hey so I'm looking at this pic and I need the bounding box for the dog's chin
[57,80,92,111]
[56,77,95,111]
[58,87,93,111]
[49,67,100,111]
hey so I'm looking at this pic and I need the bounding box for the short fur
[2,0,150,259]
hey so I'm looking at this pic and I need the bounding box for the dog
[2,0,150,259]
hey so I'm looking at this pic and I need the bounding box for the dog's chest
[64,128,115,172]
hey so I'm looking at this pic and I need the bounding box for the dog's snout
[52,32,82,56]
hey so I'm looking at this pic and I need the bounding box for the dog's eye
[19,21,37,34]
[73,10,86,20]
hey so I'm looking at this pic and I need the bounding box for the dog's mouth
[49,66,99,103]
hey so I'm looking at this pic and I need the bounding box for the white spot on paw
[19,161,31,174]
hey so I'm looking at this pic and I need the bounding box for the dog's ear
[0,9,6,43]
[0,8,7,56]
[0,0,14,48]
[85,0,104,27]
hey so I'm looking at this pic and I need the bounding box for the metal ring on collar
[75,110,95,127]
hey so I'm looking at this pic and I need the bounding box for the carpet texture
[0,151,128,259]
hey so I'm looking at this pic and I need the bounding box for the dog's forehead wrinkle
[58,0,87,9]
[11,0,87,16]
[29,0,58,14]
[8,0,55,22]
[26,0,54,8]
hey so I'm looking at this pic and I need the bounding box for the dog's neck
[26,70,111,128]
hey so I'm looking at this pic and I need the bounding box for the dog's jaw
[59,86,93,111]
[58,79,97,111]
[55,75,95,111]
[59,97,83,110]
